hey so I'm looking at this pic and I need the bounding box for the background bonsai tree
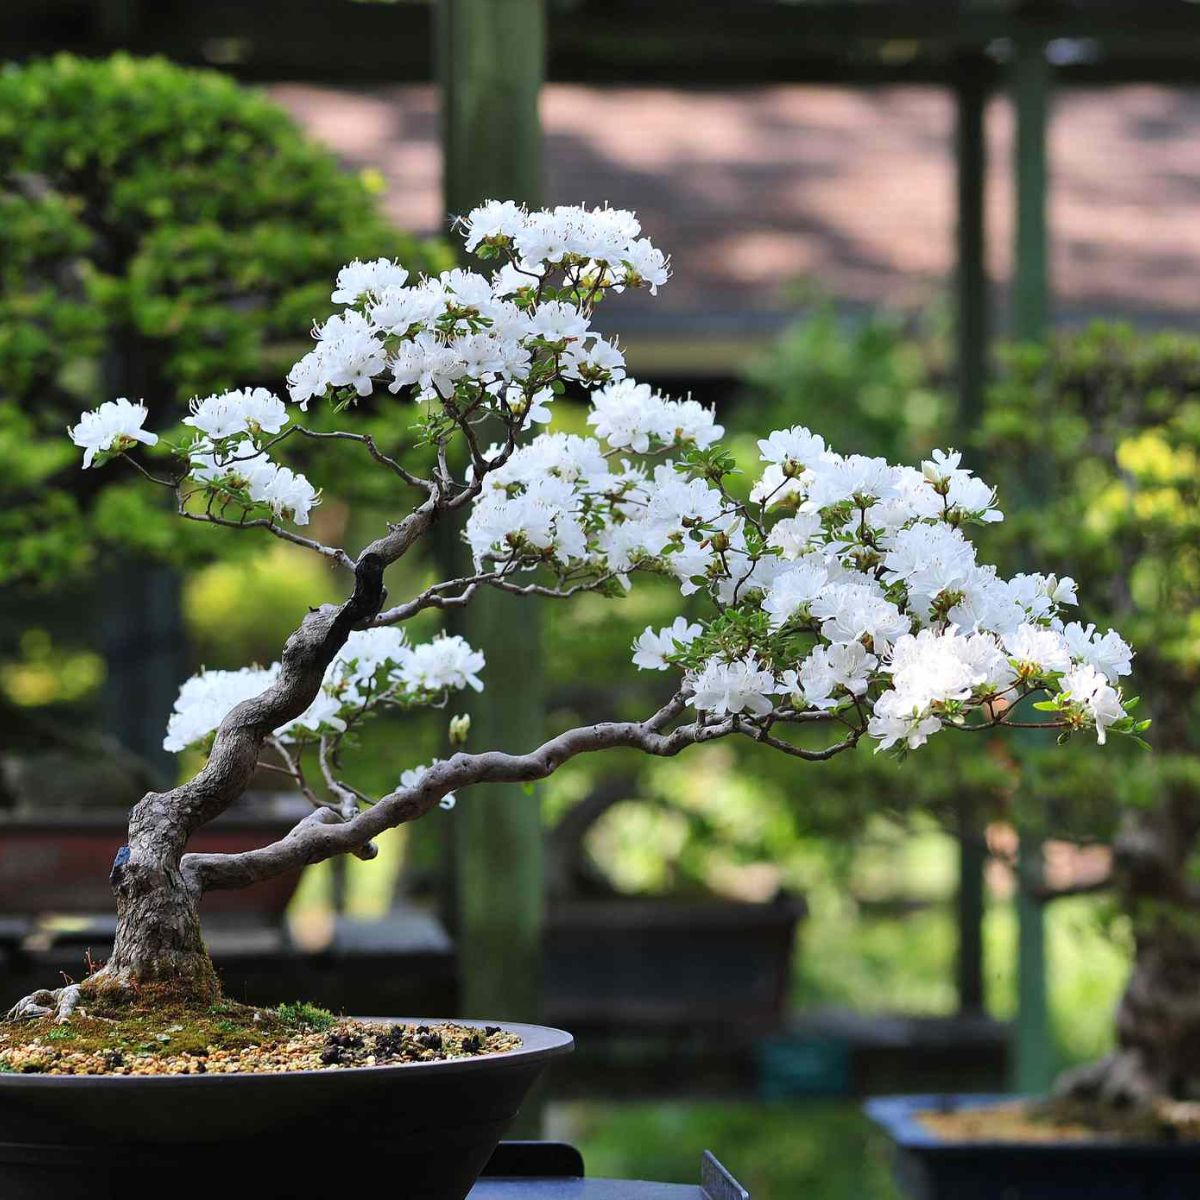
[980,325,1200,1106]
[0,54,444,773]
[8,205,1138,1049]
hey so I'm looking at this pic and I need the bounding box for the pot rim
[0,1017,573,1087]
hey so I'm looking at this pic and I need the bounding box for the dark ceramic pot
[867,1094,1200,1200]
[0,1018,572,1200]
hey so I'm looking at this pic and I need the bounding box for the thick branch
[126,543,409,871]
[183,697,754,894]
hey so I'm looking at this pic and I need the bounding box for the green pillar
[1010,33,1053,1095]
[1012,39,1050,343]
[438,0,547,1028]
[953,63,989,1016]
[954,63,988,448]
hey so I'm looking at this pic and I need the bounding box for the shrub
[0,53,447,585]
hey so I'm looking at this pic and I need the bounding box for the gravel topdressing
[0,1009,521,1077]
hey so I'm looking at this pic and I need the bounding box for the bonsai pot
[544,891,805,1031]
[0,792,309,918]
[866,1094,1200,1200]
[0,1018,572,1200]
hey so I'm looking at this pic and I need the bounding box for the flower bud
[448,713,471,747]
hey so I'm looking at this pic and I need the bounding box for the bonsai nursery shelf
[472,1146,749,1199]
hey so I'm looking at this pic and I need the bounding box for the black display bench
[473,1144,749,1199]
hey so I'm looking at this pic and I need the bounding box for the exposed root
[5,984,83,1025]
[1053,1049,1162,1112]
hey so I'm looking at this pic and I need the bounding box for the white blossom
[688,653,779,718]
[331,258,409,304]
[69,398,157,468]
[632,616,703,671]
[399,634,486,694]
[1059,664,1126,745]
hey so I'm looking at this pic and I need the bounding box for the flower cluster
[611,426,1137,753]
[163,629,485,753]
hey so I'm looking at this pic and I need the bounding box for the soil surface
[918,1099,1200,1144]
[0,997,521,1076]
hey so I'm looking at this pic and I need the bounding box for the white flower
[588,380,665,453]
[399,761,457,811]
[688,653,778,718]
[762,562,828,629]
[527,300,590,343]
[69,398,157,468]
[662,398,723,449]
[1004,624,1073,676]
[439,268,495,309]
[782,642,877,711]
[767,514,822,560]
[868,689,944,752]
[811,583,910,654]
[250,463,320,526]
[757,426,826,469]
[368,286,443,334]
[632,616,703,671]
[804,454,900,511]
[462,200,527,252]
[563,336,625,383]
[622,238,671,293]
[400,635,486,694]
[1060,664,1126,745]
[184,388,288,444]
[331,258,409,304]
[1061,622,1134,683]
[163,666,278,752]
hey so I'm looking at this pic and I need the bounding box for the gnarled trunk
[1057,796,1200,1107]
[99,850,219,1004]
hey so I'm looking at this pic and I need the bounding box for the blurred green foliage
[0,53,447,587]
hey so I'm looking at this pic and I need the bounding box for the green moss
[0,995,342,1063]
[276,1001,337,1031]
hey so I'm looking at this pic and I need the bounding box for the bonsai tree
[6,203,1138,1040]
[981,325,1200,1106]
[0,54,446,784]
[0,53,443,585]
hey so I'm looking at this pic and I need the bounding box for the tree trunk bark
[1057,798,1200,1107]
[85,795,220,1005]
[97,855,219,1003]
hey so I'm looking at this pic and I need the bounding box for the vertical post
[438,0,547,1028]
[1012,39,1050,343]
[1010,33,1053,1094]
[954,63,988,447]
[953,62,989,1016]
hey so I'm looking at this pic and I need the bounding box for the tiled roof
[273,82,1200,336]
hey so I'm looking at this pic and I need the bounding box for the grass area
[550,1100,900,1200]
